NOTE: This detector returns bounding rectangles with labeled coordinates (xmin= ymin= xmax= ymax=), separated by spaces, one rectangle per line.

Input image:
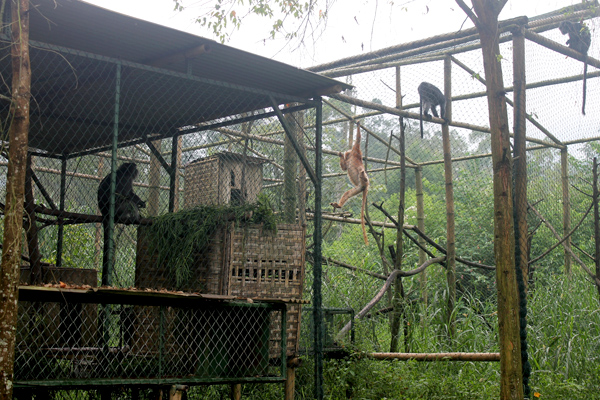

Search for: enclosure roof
xmin=9 ymin=0 xmax=351 ymax=155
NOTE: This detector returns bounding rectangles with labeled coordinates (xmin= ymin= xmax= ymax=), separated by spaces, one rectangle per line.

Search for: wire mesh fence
xmin=3 ymin=2 xmax=600 ymax=399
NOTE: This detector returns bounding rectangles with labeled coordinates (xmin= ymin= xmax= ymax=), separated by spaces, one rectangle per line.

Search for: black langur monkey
xmin=98 ymin=163 xmax=146 ymax=222
xmin=559 ymin=20 xmax=591 ymax=115
xmin=97 ymin=163 xmax=146 ymax=284
xmin=418 ymin=81 xmax=447 ymax=138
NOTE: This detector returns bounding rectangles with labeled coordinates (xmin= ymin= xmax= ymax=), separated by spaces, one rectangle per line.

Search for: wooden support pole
xmin=296 ymin=110 xmax=307 ymax=226
xmin=562 ymin=149 xmax=572 ymax=276
xmin=284 ymin=358 xmax=301 ymax=400
xmin=415 ymin=166 xmax=427 ymax=308
xmin=390 ymin=65 xmax=407 ymax=353
xmin=284 ymin=111 xmax=299 ymax=223
xmin=94 ymin=157 xmax=104 ymax=269
xmin=24 ymin=155 xmax=42 ymax=284
xmin=442 ymin=56 xmax=456 ymax=339
xmin=148 ymin=139 xmax=162 ymax=217
xmin=594 ymin=159 xmax=600 ymax=297
xmin=229 ymin=384 xmax=242 ymax=400
xmin=513 ymin=27 xmax=529 ymax=288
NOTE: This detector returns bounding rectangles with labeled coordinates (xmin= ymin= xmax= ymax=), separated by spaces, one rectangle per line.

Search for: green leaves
xmin=174 ymin=0 xmax=324 ymax=44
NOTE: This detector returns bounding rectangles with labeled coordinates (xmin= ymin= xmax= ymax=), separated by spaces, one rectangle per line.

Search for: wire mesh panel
xmin=14 ymin=290 xmax=285 ymax=384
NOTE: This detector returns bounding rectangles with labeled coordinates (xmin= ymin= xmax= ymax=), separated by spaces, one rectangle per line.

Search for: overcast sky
xmin=85 ymin=0 xmax=585 ymax=68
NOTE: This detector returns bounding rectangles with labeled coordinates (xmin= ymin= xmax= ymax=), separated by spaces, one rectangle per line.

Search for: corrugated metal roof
xmin=27 ymin=0 xmax=351 ymax=98
xmin=3 ymin=0 xmax=351 ymax=155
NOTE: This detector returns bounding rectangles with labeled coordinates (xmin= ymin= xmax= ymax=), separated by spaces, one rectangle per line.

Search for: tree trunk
xmin=0 ymin=1 xmax=31 ymax=399
xmin=456 ymin=1 xmax=524 ymax=399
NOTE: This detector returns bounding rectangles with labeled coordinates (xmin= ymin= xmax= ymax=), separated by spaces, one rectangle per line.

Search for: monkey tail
xmin=419 ymin=100 xmax=424 ymax=139
xmin=361 ymin=187 xmax=368 ymax=246
xmin=582 ymin=58 xmax=587 ymax=115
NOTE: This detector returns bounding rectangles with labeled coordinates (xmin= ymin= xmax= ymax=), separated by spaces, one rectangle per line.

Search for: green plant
xmin=144 ymin=198 xmax=277 ymax=288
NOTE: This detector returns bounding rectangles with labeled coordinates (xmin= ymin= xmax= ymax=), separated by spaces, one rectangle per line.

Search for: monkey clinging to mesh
xmin=418 ymin=81 xmax=447 ymax=139
xmin=331 ymin=123 xmax=370 ymax=246
xmin=559 ymin=20 xmax=591 ymax=115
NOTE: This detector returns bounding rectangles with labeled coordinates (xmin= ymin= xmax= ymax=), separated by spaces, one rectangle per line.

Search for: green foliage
xmin=172 ymin=0 xmax=326 ymax=43
xmin=144 ymin=195 xmax=277 ymax=287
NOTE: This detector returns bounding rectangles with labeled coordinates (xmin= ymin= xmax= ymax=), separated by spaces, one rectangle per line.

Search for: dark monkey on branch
xmin=98 ymin=163 xmax=146 ymax=221
xmin=559 ymin=20 xmax=591 ymax=115
xmin=331 ymin=123 xmax=370 ymax=245
xmin=97 ymin=163 xmax=146 ymax=280
xmin=418 ymin=81 xmax=447 ymax=139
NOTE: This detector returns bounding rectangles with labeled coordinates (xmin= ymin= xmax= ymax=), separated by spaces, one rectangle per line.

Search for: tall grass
xmin=226 ymin=273 xmax=600 ymax=400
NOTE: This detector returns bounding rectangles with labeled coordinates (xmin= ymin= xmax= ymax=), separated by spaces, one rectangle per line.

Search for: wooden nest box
xmin=184 ymin=152 xmax=268 ymax=207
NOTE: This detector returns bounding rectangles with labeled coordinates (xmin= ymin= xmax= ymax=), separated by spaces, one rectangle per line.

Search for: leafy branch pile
xmin=145 ymin=194 xmax=277 ymax=287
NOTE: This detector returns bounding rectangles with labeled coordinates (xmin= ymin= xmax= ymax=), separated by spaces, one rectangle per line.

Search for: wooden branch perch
xmin=369 ymin=352 xmax=500 ymax=362
xmin=335 ymin=256 xmax=446 ymax=340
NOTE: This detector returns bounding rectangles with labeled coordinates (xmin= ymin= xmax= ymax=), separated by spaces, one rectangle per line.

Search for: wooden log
xmin=369 ymin=352 xmax=500 ymax=361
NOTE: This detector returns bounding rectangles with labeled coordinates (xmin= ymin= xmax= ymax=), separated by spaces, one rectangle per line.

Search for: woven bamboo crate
xmin=225 ymin=224 xmax=306 ymax=357
xmin=184 ymin=152 xmax=267 ymax=208
xmin=134 ymin=223 xmax=305 ymax=358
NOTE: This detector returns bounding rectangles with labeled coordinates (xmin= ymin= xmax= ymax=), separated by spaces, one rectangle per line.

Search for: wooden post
xmin=94 ymin=156 xmax=105 ymax=269
xmin=455 ymin=1 xmax=524 ymax=398
xmin=0 ymin=1 xmax=31 ymax=398
xmin=173 ymin=136 xmax=182 ymax=212
xmin=284 ymin=357 xmax=301 ymax=400
xmin=24 ymin=155 xmax=42 ymax=284
xmin=390 ymin=65 xmax=407 ymax=352
xmin=148 ymin=139 xmax=162 ymax=216
xmin=230 ymin=384 xmax=242 ymax=400
xmin=442 ymin=56 xmax=456 ymax=339
xmin=169 ymin=385 xmax=188 ymax=400
xmin=296 ymin=111 xmax=307 ymax=226
xmin=594 ymin=159 xmax=600 ymax=298
xmin=284 ymin=111 xmax=299 ymax=223
xmin=415 ymin=167 xmax=427 ymax=309
xmin=512 ymin=26 xmax=529 ymax=288
xmin=561 ymin=148 xmax=572 ymax=276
